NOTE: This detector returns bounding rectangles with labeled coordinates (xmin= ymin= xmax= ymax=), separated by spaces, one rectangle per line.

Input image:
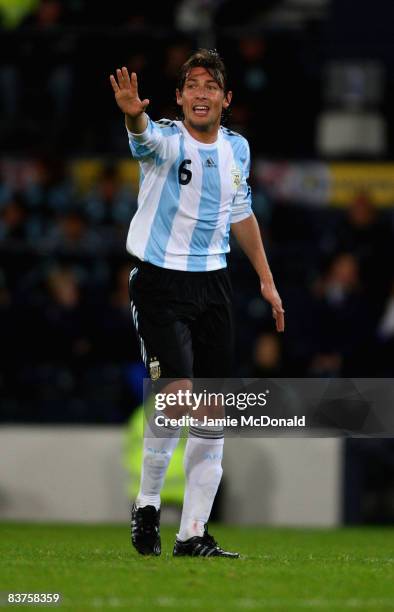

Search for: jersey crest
xmin=231 ymin=164 xmax=242 ymax=189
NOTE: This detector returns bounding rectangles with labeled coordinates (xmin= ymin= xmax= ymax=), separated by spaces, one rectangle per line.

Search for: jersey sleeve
xmin=127 ymin=117 xmax=177 ymax=162
xmin=230 ymin=138 xmax=253 ymax=224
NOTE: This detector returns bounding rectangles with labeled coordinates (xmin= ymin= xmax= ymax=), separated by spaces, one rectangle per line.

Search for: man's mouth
xmin=192 ymin=105 xmax=210 ymax=117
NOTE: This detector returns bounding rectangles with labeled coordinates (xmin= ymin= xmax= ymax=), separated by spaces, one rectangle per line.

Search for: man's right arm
xmin=110 ymin=66 xmax=175 ymax=160
xmin=125 ymin=111 xmax=148 ymax=134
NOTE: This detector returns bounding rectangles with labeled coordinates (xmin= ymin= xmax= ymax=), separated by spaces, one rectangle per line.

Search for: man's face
xmin=176 ymin=67 xmax=232 ymax=132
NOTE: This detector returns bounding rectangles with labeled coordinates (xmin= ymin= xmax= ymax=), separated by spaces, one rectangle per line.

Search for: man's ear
xmin=223 ymin=90 xmax=232 ymax=109
xmin=175 ymin=88 xmax=183 ymax=107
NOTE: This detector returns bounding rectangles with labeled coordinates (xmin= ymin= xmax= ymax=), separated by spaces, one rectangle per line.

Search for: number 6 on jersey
xmin=178 ymin=159 xmax=192 ymax=185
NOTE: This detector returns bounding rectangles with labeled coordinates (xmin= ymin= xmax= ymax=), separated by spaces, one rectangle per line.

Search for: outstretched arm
xmin=231 ymin=214 xmax=285 ymax=332
xmin=109 ymin=67 xmax=149 ymax=134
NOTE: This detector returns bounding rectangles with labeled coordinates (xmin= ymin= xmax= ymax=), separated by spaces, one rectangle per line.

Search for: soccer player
xmin=110 ymin=49 xmax=284 ymax=558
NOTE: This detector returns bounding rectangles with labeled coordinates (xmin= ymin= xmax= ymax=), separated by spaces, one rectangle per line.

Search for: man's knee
xmin=153 ymin=378 xmax=193 ymax=419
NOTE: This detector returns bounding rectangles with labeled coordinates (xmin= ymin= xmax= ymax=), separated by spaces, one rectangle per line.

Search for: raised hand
xmin=109 ymin=67 xmax=150 ymax=118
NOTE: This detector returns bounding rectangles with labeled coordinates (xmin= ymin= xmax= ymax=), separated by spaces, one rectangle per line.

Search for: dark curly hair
xmin=177 ymin=48 xmax=229 ymax=94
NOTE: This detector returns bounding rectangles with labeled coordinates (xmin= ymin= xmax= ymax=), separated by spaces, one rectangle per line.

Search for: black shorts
xmin=128 ymin=258 xmax=234 ymax=380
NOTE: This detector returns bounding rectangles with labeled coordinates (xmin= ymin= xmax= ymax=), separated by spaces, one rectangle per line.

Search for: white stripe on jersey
xmin=208 ymin=137 xmax=235 ymax=267
xmin=163 ymin=141 xmax=204 ymax=270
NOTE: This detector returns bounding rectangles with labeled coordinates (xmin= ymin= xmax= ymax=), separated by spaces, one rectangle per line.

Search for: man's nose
xmin=195 ymin=87 xmax=208 ymax=98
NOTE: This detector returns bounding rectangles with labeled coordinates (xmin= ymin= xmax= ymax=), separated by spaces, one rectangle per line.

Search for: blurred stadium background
xmin=1 ymin=0 xmax=394 ymax=527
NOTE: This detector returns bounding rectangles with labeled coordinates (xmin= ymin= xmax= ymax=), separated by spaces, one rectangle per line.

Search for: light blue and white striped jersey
xmin=126 ymin=117 xmax=252 ymax=271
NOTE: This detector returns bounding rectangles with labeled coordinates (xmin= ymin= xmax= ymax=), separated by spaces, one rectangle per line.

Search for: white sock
xmin=136 ymin=414 xmax=180 ymax=511
xmin=177 ymin=424 xmax=224 ymax=541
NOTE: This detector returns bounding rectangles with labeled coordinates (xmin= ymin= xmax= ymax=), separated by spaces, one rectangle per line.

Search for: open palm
xmin=109 ymin=67 xmax=149 ymax=117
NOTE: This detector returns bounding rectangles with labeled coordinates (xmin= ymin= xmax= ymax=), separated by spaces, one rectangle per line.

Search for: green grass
xmin=1 ymin=524 xmax=394 ymax=611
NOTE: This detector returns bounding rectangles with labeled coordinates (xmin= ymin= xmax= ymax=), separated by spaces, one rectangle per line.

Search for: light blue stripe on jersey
xmin=139 ymin=166 xmax=145 ymax=189
xmin=129 ymin=119 xmax=169 ymax=163
xmin=129 ymin=120 xmax=154 ymax=159
xmin=222 ymin=131 xmax=252 ymax=221
xmin=143 ymin=135 xmax=185 ymax=266
xmin=222 ymin=130 xmax=249 ymax=169
xmin=187 ymin=149 xmax=221 ymax=271
xmin=131 ymin=140 xmax=152 ymax=159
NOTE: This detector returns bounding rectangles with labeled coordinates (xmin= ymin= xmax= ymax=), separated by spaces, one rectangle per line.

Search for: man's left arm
xmin=231 ymin=214 xmax=285 ymax=332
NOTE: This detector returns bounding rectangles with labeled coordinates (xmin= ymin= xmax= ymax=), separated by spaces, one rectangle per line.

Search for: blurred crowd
xmin=2 ymin=0 xmax=394 ymax=160
xmin=0 ymin=0 xmax=330 ymax=158
xmin=246 ymin=191 xmax=394 ymax=379
xmin=1 ymin=0 xmax=394 ymax=426
xmin=0 ymin=158 xmax=142 ymax=422
xmin=1 ymin=153 xmax=394 ymax=422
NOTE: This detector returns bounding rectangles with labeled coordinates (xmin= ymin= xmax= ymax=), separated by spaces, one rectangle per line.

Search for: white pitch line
xmin=79 ymin=596 xmax=394 ymax=609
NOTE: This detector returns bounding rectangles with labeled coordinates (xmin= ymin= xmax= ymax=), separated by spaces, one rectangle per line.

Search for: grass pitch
xmin=1 ymin=524 xmax=393 ymax=611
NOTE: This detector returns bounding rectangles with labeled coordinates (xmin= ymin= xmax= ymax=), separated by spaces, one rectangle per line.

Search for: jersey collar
xmin=177 ymin=121 xmax=221 ymax=148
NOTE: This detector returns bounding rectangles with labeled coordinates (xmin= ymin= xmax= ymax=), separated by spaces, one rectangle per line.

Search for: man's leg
xmin=135 ymin=378 xmax=192 ymax=511
xmin=178 ymin=274 xmax=234 ymax=538
xmin=177 ymin=420 xmax=224 ymax=541
xmin=131 ymin=381 xmax=187 ymax=557
xmin=136 ymin=415 xmax=181 ymax=511
xmin=129 ymin=263 xmax=196 ymax=554
xmin=174 ymin=271 xmax=239 ymax=556
xmin=173 ymin=416 xmax=238 ymax=557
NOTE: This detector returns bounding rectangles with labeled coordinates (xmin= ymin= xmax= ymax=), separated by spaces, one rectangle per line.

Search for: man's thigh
xmin=129 ymin=264 xmax=195 ymax=380
xmin=192 ymin=301 xmax=235 ymax=379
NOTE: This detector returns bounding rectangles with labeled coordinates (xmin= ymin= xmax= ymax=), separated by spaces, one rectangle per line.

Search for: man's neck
xmin=182 ymin=120 xmax=219 ymax=144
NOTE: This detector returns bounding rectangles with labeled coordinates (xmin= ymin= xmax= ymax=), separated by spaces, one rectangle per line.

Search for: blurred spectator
xmin=227 ymin=103 xmax=251 ymax=136
xmin=25 ymin=158 xmax=75 ymax=217
xmin=231 ymin=37 xmax=269 ymax=134
xmin=89 ymin=264 xmax=140 ymax=362
xmin=310 ymin=253 xmax=375 ymax=375
xmin=0 ymin=193 xmax=28 ymax=242
xmin=239 ymin=37 xmax=267 ymax=96
xmin=252 ymin=332 xmax=283 ymax=377
xmin=18 ymin=1 xmax=75 ymax=149
xmin=330 ymin=191 xmax=393 ymax=317
xmin=176 ymin=0 xmax=215 ymax=32
xmin=40 ymin=266 xmax=91 ymax=362
xmin=82 ymin=163 xmax=136 ymax=229
xmin=21 ymin=0 xmax=64 ymax=28
xmin=43 ymin=208 xmax=101 ymax=255
xmin=82 ymin=164 xmax=119 ymax=225
xmin=159 ymin=42 xmax=192 ymax=118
